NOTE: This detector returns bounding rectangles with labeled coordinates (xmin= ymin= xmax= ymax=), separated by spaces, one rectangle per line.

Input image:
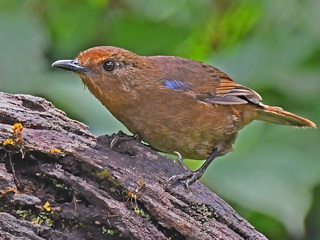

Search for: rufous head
xmin=53 ymin=46 xmax=153 ymax=95
xmin=52 ymin=46 xmax=143 ymax=76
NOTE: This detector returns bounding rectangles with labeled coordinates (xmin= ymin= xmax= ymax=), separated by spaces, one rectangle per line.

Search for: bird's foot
xmin=167 ymin=170 xmax=203 ymax=190
xmin=167 ymin=147 xmax=219 ymax=190
xmin=166 ymin=152 xmax=201 ymax=189
xmin=110 ymin=130 xmax=140 ymax=149
xmin=167 ymin=151 xmax=197 ymax=189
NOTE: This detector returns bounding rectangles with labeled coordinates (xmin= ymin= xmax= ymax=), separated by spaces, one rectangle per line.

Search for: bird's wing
xmin=195 ymin=77 xmax=262 ymax=105
xmin=162 ymin=59 xmax=262 ymax=105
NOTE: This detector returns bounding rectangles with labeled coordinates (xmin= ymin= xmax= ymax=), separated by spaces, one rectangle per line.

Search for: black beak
xmin=51 ymin=60 xmax=89 ymax=74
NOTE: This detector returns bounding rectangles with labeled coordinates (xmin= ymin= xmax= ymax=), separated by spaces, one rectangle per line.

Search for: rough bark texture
xmin=0 ymin=92 xmax=268 ymax=240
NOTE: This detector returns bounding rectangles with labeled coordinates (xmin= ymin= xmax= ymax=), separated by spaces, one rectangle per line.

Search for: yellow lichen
xmin=3 ymin=138 xmax=15 ymax=146
xmin=12 ymin=123 xmax=23 ymax=135
xmin=48 ymin=148 xmax=64 ymax=154
xmin=43 ymin=201 xmax=51 ymax=212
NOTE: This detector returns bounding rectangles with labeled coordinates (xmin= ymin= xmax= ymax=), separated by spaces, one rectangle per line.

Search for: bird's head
xmin=52 ymin=46 xmax=152 ymax=94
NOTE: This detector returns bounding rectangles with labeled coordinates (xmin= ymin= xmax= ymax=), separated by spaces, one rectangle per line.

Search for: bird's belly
xmin=117 ymin=100 xmax=249 ymax=160
xmin=142 ymin=126 xmax=217 ymax=160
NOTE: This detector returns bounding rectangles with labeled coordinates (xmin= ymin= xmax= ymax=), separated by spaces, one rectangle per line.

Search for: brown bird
xmin=52 ymin=46 xmax=316 ymax=188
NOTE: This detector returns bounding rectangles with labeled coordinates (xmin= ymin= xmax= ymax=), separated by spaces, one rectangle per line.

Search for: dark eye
xmin=103 ymin=61 xmax=116 ymax=71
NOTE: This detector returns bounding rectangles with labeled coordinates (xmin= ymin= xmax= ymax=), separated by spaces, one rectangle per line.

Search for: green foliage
xmin=0 ymin=1 xmax=319 ymax=239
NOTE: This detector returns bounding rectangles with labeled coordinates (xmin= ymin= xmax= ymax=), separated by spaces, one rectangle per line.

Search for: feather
xmin=164 ymin=80 xmax=191 ymax=91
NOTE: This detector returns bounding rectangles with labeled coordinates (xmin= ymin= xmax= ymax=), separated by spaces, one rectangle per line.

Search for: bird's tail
xmin=257 ymin=105 xmax=316 ymax=128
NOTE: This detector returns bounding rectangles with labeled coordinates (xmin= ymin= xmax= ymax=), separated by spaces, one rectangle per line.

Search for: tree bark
xmin=0 ymin=92 xmax=268 ymax=240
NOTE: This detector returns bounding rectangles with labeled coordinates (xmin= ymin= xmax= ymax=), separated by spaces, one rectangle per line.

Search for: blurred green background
xmin=1 ymin=0 xmax=319 ymax=239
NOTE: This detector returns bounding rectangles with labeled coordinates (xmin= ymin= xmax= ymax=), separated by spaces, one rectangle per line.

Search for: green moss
xmin=134 ymin=208 xmax=151 ymax=220
xmin=101 ymin=225 xmax=118 ymax=235
xmin=14 ymin=208 xmax=55 ymax=227
xmin=97 ymin=169 xmax=110 ymax=178
xmin=31 ymin=211 xmax=54 ymax=227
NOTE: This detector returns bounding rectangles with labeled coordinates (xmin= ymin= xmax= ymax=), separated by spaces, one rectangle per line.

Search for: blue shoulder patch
xmin=164 ymin=80 xmax=190 ymax=91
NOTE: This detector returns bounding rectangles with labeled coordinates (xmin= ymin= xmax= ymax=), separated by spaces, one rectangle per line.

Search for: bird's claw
xmin=110 ymin=131 xmax=140 ymax=149
xmin=167 ymin=170 xmax=201 ymax=190
xmin=166 ymin=151 xmax=201 ymax=189
xmin=167 ymin=148 xmax=219 ymax=190
xmin=110 ymin=131 xmax=122 ymax=149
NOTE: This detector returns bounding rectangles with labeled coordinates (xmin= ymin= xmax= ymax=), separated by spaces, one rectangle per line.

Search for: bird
xmin=52 ymin=46 xmax=316 ymax=188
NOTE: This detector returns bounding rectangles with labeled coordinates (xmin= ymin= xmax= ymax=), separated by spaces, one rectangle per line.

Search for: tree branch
xmin=0 ymin=92 xmax=267 ymax=240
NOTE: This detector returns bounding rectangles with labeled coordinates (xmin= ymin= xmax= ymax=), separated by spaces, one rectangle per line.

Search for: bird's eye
xmin=103 ymin=61 xmax=116 ymax=71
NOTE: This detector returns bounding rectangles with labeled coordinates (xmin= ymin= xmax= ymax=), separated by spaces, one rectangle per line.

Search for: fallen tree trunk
xmin=0 ymin=92 xmax=268 ymax=240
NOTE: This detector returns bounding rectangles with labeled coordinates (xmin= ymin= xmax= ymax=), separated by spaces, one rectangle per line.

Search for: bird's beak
xmin=51 ymin=60 xmax=90 ymax=74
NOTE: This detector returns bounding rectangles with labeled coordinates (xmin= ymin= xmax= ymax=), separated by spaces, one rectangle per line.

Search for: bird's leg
xmin=110 ymin=130 xmax=140 ymax=149
xmin=167 ymin=147 xmax=219 ymax=189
